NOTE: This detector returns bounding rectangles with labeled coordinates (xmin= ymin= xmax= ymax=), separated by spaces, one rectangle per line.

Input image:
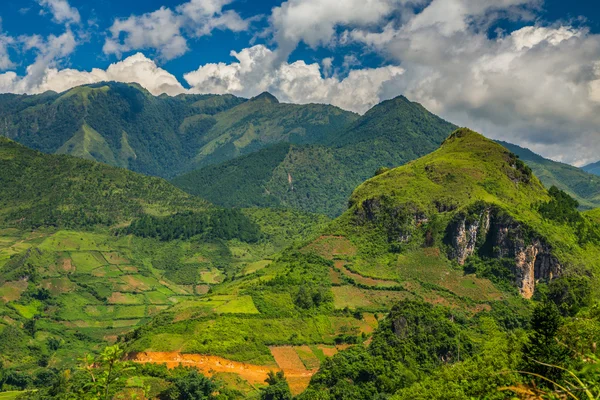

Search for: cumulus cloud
xmin=103 ymin=7 xmax=188 ymax=61
xmin=37 ymin=0 xmax=81 ymax=25
xmin=177 ymin=0 xmax=250 ymax=36
xmin=184 ymin=44 xmax=404 ymax=113
xmin=337 ymin=0 xmax=600 ymax=165
xmin=0 ymin=19 xmax=15 ymax=70
xmin=9 ymin=30 xmax=79 ymax=93
xmin=104 ymin=0 xmax=249 ymax=61
xmin=0 ymin=53 xmax=185 ymax=96
xmin=269 ymin=0 xmax=404 ymax=57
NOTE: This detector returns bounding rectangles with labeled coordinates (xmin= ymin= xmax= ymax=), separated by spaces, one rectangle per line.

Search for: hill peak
xmin=349 ymin=127 xmax=546 ymax=212
xmin=250 ymin=92 xmax=279 ymax=104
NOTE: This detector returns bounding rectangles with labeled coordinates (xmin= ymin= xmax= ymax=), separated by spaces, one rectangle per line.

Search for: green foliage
xmin=520 ymin=301 xmax=571 ymax=384
xmin=538 ymin=186 xmax=582 ymax=225
xmin=260 ymin=371 xmax=292 ymax=400
xmin=160 ymin=368 xmax=219 ymax=400
xmin=501 ymin=141 xmax=600 ymax=210
xmin=301 ymin=300 xmax=472 ymax=399
xmin=173 ymin=96 xmax=457 ymax=217
xmin=0 ymin=137 xmax=209 ymax=229
xmin=124 ymin=210 xmax=261 ymax=243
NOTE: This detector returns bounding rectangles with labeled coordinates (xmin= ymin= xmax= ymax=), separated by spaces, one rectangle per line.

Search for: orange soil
xmin=269 ymin=346 xmax=317 ymax=394
xmin=318 ymin=345 xmax=338 ymax=357
xmin=269 ymin=346 xmax=307 ymax=371
xmin=131 ymin=351 xmax=317 ymax=396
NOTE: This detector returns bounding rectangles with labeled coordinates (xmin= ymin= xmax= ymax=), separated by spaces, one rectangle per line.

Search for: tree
xmin=521 ymin=302 xmax=570 ymax=384
xmin=260 ymin=371 xmax=292 ymax=400
xmin=79 ymin=344 xmax=135 ymax=399
xmin=161 ymin=368 xmax=218 ymax=400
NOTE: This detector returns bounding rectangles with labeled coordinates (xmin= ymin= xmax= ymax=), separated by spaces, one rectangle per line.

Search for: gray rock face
xmin=448 ymin=207 xmax=561 ymax=298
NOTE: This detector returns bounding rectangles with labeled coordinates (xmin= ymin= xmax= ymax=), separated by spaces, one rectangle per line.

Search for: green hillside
xmin=499 ymin=141 xmax=600 ymax=209
xmin=191 ymin=92 xmax=358 ymax=168
xmin=126 ymin=129 xmax=600 ymax=398
xmin=0 ymin=84 xmax=356 ymax=178
xmin=173 ymin=96 xmax=458 ymax=217
xmin=0 ymin=136 xmax=212 ymax=229
xmin=0 ymin=138 xmax=331 ymax=398
xmin=583 ymin=160 xmax=600 ymax=176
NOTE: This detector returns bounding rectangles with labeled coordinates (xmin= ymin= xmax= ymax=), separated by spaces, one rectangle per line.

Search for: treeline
xmin=124 ymin=209 xmax=261 ymax=243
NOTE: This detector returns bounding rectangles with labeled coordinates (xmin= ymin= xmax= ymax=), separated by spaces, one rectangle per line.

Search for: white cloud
xmin=184 ymin=44 xmax=404 ymax=113
xmin=342 ymin=0 xmax=600 ymax=165
xmin=177 ymin=0 xmax=250 ymax=36
xmin=11 ymin=30 xmax=79 ymax=92
xmin=104 ymin=0 xmax=249 ymax=61
xmin=0 ymin=53 xmax=185 ymax=96
xmin=37 ymin=0 xmax=81 ymax=25
xmin=0 ymin=19 xmax=15 ymax=70
xmin=270 ymin=0 xmax=403 ymax=57
xmin=103 ymin=7 xmax=188 ymax=62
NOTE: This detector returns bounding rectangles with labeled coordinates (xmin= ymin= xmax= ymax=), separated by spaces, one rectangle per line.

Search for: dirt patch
xmin=0 ymin=280 xmax=28 ymax=302
xmin=121 ymin=266 xmax=139 ymax=273
xmin=61 ymin=258 xmax=75 ymax=273
xmin=270 ymin=346 xmax=307 ymax=371
xmin=329 ymin=268 xmax=343 ymax=285
xmin=303 ymin=236 xmax=357 ymax=260
xmin=317 ymin=345 xmax=338 ymax=358
xmin=131 ymin=351 xmax=316 ymax=396
xmin=123 ymin=275 xmax=152 ymax=291
xmin=195 ymin=285 xmax=210 ymax=295
xmin=41 ymin=277 xmax=76 ymax=295
xmin=336 ymin=261 xmax=399 ymax=288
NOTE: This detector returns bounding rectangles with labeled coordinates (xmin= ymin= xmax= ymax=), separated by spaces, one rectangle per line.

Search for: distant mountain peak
xmin=250 ymin=92 xmax=279 ymax=104
xmin=583 ymin=160 xmax=600 ymax=176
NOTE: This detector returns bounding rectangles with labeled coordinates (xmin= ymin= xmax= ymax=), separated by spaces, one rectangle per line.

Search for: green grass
xmin=0 ymin=391 xmax=28 ymax=399
xmin=12 ymin=300 xmax=43 ymax=319
xmin=71 ymin=251 xmax=106 ymax=273
xmin=214 ymin=295 xmax=260 ymax=314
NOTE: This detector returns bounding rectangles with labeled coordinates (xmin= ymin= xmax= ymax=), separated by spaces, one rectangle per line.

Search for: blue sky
xmin=1 ymin=0 xmax=600 ymax=165
xmin=2 ymin=0 xmax=598 ymax=80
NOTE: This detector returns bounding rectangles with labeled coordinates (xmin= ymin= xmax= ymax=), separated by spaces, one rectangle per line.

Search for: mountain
xmin=0 ymin=137 xmax=330 ymax=396
xmin=172 ymin=96 xmax=458 ymax=217
xmin=583 ymin=160 xmax=600 ymax=176
xmin=0 ymin=83 xmax=357 ymax=178
xmin=499 ymin=141 xmax=600 ymax=209
xmin=0 ymin=136 xmax=210 ymax=229
xmin=190 ymin=92 xmax=358 ymax=168
xmin=125 ymin=129 xmax=600 ymax=398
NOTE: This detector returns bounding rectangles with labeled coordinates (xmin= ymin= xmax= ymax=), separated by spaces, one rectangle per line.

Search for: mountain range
xmin=0 ymin=83 xmax=599 ymax=399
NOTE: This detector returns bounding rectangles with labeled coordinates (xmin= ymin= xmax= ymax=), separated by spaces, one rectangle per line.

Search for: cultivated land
xmin=0 ymin=89 xmax=599 ymax=399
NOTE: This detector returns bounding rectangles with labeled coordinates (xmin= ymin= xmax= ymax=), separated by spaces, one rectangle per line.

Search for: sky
xmin=0 ymin=0 xmax=600 ymax=166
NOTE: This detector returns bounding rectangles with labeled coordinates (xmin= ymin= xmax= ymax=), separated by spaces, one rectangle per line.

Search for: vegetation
xmin=0 ymin=84 xmax=356 ymax=178
xmin=1 ymin=95 xmax=600 ymax=400
xmin=501 ymin=141 xmax=600 ymax=210
xmin=173 ymin=96 xmax=457 ymax=217
xmin=0 ymin=136 xmax=209 ymax=229
xmin=124 ymin=210 xmax=261 ymax=243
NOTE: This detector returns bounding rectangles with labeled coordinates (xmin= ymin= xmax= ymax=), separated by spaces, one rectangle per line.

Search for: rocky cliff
xmin=447 ymin=205 xmax=561 ymax=298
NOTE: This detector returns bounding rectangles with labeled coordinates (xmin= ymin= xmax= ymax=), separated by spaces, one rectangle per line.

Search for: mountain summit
xmin=250 ymin=92 xmax=280 ymax=103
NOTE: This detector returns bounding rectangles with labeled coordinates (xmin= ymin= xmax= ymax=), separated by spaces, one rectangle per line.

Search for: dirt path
xmin=128 ymin=351 xmax=316 ymax=395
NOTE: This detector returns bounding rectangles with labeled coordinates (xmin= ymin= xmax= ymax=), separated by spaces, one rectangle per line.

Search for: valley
xmin=0 ymin=89 xmax=598 ymax=400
